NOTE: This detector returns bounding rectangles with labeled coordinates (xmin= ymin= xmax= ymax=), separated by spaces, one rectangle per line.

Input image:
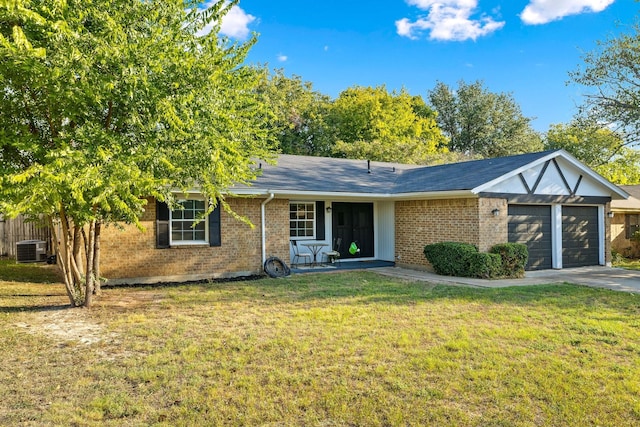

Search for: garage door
xmin=508 ymin=205 xmax=552 ymax=270
xmin=562 ymin=206 xmax=599 ymax=268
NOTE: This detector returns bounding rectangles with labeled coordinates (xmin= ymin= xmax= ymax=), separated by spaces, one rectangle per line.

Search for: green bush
xmin=489 ymin=243 xmax=528 ymax=278
xmin=423 ymin=242 xmax=477 ymax=276
xmin=424 ymin=242 xmax=529 ymax=279
xmin=469 ymin=252 xmax=502 ymax=279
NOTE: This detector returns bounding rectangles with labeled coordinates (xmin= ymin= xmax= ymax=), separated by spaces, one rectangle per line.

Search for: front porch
xmin=290 ymin=259 xmax=395 ymax=274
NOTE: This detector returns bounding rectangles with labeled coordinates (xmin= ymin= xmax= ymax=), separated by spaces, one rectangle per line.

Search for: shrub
xmin=423 ymin=242 xmax=478 ymax=276
xmin=424 ymin=242 xmax=530 ymax=279
xmin=490 ymin=243 xmax=528 ymax=278
xmin=469 ymin=252 xmax=502 ymax=279
xmin=423 ymin=242 xmax=502 ymax=279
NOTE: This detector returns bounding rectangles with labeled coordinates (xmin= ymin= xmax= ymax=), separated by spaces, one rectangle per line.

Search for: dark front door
xmin=508 ymin=205 xmax=552 ymax=270
xmin=332 ymin=202 xmax=374 ymax=258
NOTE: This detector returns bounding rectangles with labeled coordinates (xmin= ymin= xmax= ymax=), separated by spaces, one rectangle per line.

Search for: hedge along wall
xmin=100 ymin=197 xmax=291 ymax=284
xmin=394 ymin=197 xmax=508 ymax=270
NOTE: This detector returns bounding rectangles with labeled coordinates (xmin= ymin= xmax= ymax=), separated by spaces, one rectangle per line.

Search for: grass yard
xmin=614 ymin=257 xmax=640 ymax=271
xmin=1 ymin=260 xmax=640 ymax=426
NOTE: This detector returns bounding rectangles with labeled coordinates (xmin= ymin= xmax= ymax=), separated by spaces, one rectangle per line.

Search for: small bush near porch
xmin=424 ymin=242 xmax=528 ymax=279
xmin=1 ymin=263 xmax=639 ymax=426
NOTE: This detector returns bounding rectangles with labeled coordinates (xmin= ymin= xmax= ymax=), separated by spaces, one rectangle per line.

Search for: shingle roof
xmin=612 ymin=185 xmax=640 ymax=211
xmin=393 ymin=150 xmax=558 ymax=193
xmin=247 ymin=150 xmax=559 ymax=195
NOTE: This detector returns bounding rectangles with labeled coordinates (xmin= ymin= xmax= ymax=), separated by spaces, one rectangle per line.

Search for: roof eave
xmin=231 ymin=188 xmax=476 ymax=201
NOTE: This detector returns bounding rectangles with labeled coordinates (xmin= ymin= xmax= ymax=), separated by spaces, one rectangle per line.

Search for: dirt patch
xmin=15 ymin=308 xmax=112 ymax=346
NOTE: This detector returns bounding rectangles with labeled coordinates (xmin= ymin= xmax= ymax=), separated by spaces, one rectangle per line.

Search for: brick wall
xmin=395 ymin=197 xmax=509 ymax=270
xmin=611 ymin=211 xmax=639 ymax=258
xmin=100 ymin=197 xmax=290 ymax=284
xmin=477 ymin=198 xmax=508 ymax=252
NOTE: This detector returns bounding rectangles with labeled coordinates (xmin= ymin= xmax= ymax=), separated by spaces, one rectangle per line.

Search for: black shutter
xmin=315 ymin=201 xmax=325 ymax=241
xmin=156 ymin=200 xmax=170 ymax=249
xmin=209 ymin=204 xmax=221 ymax=247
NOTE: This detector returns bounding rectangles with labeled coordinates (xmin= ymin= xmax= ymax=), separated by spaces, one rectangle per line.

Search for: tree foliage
xmin=570 ymin=21 xmax=640 ymax=146
xmin=256 ymin=69 xmax=333 ymax=156
xmin=545 ymin=122 xmax=640 ymax=184
xmin=428 ymin=80 xmax=543 ymax=158
xmin=0 ymin=0 xmax=274 ymax=306
xmin=329 ymin=86 xmax=447 ymax=164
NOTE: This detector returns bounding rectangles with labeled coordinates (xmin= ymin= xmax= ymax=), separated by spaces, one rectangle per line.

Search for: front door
xmin=332 ymin=202 xmax=374 ymax=258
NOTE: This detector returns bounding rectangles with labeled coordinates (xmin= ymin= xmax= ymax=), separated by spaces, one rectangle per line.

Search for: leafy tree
xmin=256 ymin=69 xmax=333 ymax=156
xmin=0 ymin=0 xmax=274 ymax=307
xmin=428 ymin=80 xmax=543 ymax=158
xmin=570 ymin=20 xmax=640 ymax=146
xmin=545 ymin=122 xmax=640 ymax=184
xmin=329 ymin=86 xmax=447 ymax=164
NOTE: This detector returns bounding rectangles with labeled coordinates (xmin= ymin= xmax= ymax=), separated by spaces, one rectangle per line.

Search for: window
xmin=171 ymin=199 xmax=208 ymax=244
xmin=290 ymin=202 xmax=315 ymax=238
xmin=156 ymin=198 xmax=220 ymax=249
xmin=626 ymin=214 xmax=640 ymax=240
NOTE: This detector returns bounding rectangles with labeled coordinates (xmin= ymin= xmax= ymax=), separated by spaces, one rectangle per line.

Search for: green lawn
xmin=614 ymin=257 xmax=640 ymax=271
xmin=1 ymin=260 xmax=639 ymax=426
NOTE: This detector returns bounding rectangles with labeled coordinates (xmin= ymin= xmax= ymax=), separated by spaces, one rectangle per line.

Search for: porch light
xmin=326 ymin=205 xmax=332 ymax=213
xmin=607 ymin=211 xmax=614 ymax=218
xmin=491 ymin=208 xmax=500 ymax=217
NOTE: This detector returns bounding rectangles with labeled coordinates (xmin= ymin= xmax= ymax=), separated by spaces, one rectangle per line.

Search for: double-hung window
xmin=170 ymin=199 xmax=208 ymax=244
xmin=156 ymin=197 xmax=220 ymax=249
xmin=289 ymin=202 xmax=315 ymax=239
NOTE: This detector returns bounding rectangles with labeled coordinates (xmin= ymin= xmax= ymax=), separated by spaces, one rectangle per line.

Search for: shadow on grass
xmin=0 ymin=259 xmax=62 ymax=284
xmin=3 ymin=270 xmax=638 ymax=315
xmin=152 ymin=271 xmax=640 ymax=314
xmin=0 ymin=304 xmax=72 ymax=314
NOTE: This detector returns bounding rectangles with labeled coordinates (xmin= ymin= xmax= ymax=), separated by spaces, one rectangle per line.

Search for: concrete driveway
xmin=374 ymin=266 xmax=640 ymax=293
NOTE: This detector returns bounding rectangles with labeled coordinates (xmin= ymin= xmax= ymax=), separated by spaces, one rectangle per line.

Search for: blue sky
xmin=214 ymin=0 xmax=640 ymax=133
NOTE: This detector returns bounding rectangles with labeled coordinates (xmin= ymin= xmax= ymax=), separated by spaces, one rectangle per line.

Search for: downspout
xmin=261 ymin=192 xmax=275 ymax=267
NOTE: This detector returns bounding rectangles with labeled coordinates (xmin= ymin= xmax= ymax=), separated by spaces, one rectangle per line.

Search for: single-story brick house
xmin=101 ymin=149 xmax=628 ymax=284
xmin=610 ymin=185 xmax=640 ymax=258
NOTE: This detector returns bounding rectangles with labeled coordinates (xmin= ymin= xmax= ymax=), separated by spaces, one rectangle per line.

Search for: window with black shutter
xmin=156 ymin=198 xmax=221 ymax=247
xmin=156 ymin=200 xmax=170 ymax=248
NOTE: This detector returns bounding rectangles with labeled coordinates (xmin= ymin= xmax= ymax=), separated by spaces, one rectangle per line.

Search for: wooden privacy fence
xmin=0 ymin=215 xmax=51 ymax=258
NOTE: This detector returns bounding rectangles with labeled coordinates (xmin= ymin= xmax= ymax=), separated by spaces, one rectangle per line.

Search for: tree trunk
xmin=58 ymin=207 xmax=82 ymax=306
xmin=48 ymin=215 xmax=75 ymax=305
xmin=50 ymin=207 xmax=104 ymax=307
xmin=93 ymin=222 xmax=102 ymax=296
xmin=83 ymin=220 xmax=95 ymax=308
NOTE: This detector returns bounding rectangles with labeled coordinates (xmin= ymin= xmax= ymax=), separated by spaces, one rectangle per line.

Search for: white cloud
xmin=396 ymin=0 xmax=505 ymax=41
xmin=196 ymin=1 xmax=256 ymax=40
xmin=521 ymin=0 xmax=615 ymax=25
xmin=277 ymin=54 xmax=288 ymax=62
xmin=219 ymin=4 xmax=256 ymax=39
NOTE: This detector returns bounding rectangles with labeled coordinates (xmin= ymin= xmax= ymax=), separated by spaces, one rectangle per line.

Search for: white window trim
xmin=289 ymin=201 xmax=316 ymax=240
xmin=169 ymin=198 xmax=209 ymax=246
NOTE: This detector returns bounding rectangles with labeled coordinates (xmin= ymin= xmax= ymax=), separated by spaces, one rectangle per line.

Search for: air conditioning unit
xmin=16 ymin=240 xmax=47 ymax=263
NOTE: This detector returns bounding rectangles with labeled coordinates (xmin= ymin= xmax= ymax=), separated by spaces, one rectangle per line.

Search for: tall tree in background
xmin=0 ymin=0 xmax=274 ymax=307
xmin=571 ymin=20 xmax=640 ymax=146
xmin=545 ymin=122 xmax=640 ymax=184
xmin=428 ymin=80 xmax=542 ymax=158
xmin=256 ymin=69 xmax=333 ymax=156
xmin=329 ymin=86 xmax=447 ymax=163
